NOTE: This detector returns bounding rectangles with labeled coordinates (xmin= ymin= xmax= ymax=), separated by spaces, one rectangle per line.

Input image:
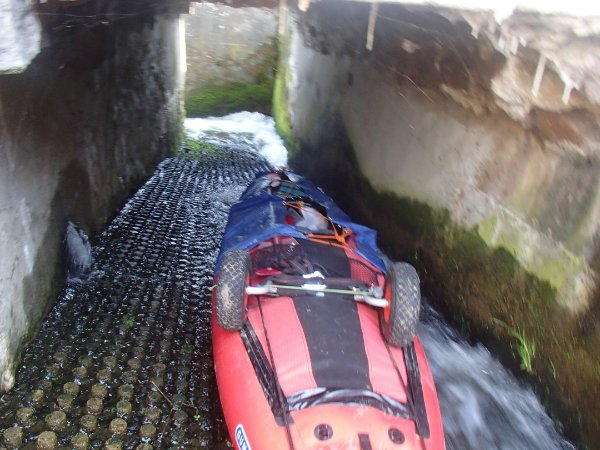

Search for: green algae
xmin=477 ymin=209 xmax=591 ymax=296
xmin=272 ymin=36 xmax=299 ymax=157
xmin=185 ymin=81 xmax=273 ymax=118
xmin=179 ymin=136 xmax=220 ymax=160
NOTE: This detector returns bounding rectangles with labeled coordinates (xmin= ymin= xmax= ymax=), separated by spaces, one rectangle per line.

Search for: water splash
xmin=418 ymin=305 xmax=574 ymax=450
xmin=65 ymin=221 xmax=93 ymax=283
xmin=185 ymin=112 xmax=288 ymax=168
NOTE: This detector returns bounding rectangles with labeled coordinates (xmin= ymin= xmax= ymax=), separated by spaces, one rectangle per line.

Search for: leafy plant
xmin=494 ymin=318 xmax=536 ymax=373
xmin=122 ymin=315 xmax=135 ymax=328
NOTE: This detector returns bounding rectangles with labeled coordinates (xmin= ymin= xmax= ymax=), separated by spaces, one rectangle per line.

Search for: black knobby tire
xmin=381 ymin=262 xmax=421 ymax=347
xmin=216 ymin=249 xmax=250 ymax=331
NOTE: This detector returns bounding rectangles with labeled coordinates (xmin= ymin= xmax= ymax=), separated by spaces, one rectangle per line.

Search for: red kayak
xmin=212 ymin=171 xmax=445 ymax=449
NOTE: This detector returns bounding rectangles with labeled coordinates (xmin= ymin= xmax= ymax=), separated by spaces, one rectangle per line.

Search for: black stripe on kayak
xmin=240 ymin=323 xmax=289 ymax=425
xmin=405 ymin=342 xmax=430 ymax=438
xmin=359 ymin=433 xmax=373 ymax=450
xmin=293 ymin=240 xmax=372 ymax=390
xmin=286 ymin=388 xmax=413 ymax=420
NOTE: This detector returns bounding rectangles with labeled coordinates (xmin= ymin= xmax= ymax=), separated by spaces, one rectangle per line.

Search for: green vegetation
xmin=179 ymin=136 xmax=220 ymax=160
xmin=185 ymin=82 xmax=273 ymax=118
xmin=272 ymin=36 xmax=299 ymax=156
xmin=122 ymin=315 xmax=135 ymax=329
xmin=478 ymin=211 xmax=590 ymax=294
xmin=494 ymin=319 xmax=536 ymax=373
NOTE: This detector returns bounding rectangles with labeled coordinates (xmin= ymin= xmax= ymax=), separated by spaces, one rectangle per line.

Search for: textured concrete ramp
xmin=0 ymin=152 xmax=270 ymax=449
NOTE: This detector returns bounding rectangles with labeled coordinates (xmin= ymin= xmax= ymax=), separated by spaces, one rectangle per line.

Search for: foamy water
xmin=419 ymin=305 xmax=574 ymax=450
xmin=185 ymin=112 xmax=288 ymax=168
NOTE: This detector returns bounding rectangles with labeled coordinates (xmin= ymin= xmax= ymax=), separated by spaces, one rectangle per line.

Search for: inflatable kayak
xmin=212 ymin=171 xmax=445 ymax=449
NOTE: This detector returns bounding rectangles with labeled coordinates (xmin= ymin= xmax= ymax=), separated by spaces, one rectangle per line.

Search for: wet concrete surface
xmin=0 ymin=151 xmax=270 ymax=449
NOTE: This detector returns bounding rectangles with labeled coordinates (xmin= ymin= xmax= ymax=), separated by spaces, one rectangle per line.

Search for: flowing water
xmin=0 ymin=112 xmax=573 ymax=449
xmin=418 ymin=306 xmax=574 ymax=450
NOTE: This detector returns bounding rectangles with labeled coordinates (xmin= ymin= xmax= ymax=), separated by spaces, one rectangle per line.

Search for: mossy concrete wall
xmin=0 ymin=3 xmax=184 ymax=392
xmin=276 ymin=2 xmax=600 ymax=447
xmin=185 ymin=2 xmax=277 ymax=116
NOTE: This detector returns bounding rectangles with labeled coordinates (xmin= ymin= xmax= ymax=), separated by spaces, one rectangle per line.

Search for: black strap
xmin=240 ymin=324 xmax=288 ymax=423
xmin=385 ymin=341 xmax=429 ymax=450
xmin=404 ymin=343 xmax=430 ymax=438
xmin=359 ymin=433 xmax=373 ymax=450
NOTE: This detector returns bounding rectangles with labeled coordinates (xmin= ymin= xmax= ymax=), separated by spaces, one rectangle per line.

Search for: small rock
xmin=149 ymin=377 xmax=163 ymax=389
xmin=171 ymin=394 xmax=185 ymax=409
xmin=36 ymin=431 xmax=58 ymax=449
xmin=16 ymin=407 xmax=35 ymax=427
xmin=72 ymin=367 xmax=88 ymax=381
xmin=126 ymin=358 xmax=141 ymax=370
xmin=104 ymin=437 xmax=122 ymax=450
xmin=45 ymin=364 xmax=61 ymax=379
xmin=129 ymin=347 xmax=144 ymax=358
xmin=136 ymin=444 xmax=153 ymax=450
xmin=116 ymin=400 xmax=132 ymax=418
xmin=179 ymin=344 xmax=193 ymax=356
xmin=71 ymin=433 xmax=90 ymax=450
xmin=96 ymin=369 xmax=112 ymax=383
xmin=56 ymin=394 xmax=75 ymax=411
xmin=80 ymin=414 xmax=98 ymax=432
xmin=3 ymin=427 xmax=23 ymax=448
xmin=152 ymin=363 xmax=167 ymax=375
xmin=139 ymin=424 xmax=156 ymax=441
xmin=39 ymin=380 xmax=52 ymax=391
xmin=145 ymin=392 xmax=161 ymax=406
xmin=78 ymin=356 xmax=93 ymax=368
xmin=168 ymin=429 xmax=185 ymax=446
xmin=29 ymin=389 xmax=45 ymax=406
xmin=173 ymin=410 xmax=188 ymax=427
xmin=86 ymin=398 xmax=103 ymax=415
xmin=109 ymin=418 xmax=127 ymax=436
xmin=120 ymin=371 xmax=138 ymax=384
xmin=91 ymin=383 xmax=108 ymax=399
xmin=143 ymin=407 xmax=161 ymax=424
xmin=52 ymin=352 xmax=68 ymax=366
xmin=63 ymin=381 xmax=80 ymax=396
xmin=46 ymin=411 xmax=67 ymax=432
xmin=117 ymin=384 xmax=134 ymax=400
xmin=103 ymin=356 xmax=118 ymax=371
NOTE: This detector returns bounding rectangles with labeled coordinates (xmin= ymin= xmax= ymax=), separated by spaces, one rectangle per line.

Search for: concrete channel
xmin=0 ymin=111 xmax=576 ymax=449
xmin=0 ymin=151 xmax=269 ymax=449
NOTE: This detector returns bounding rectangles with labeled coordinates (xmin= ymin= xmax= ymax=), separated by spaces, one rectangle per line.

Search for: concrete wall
xmin=283 ymin=5 xmax=600 ymax=313
xmin=275 ymin=2 xmax=600 ymax=446
xmin=0 ymin=4 xmax=183 ymax=391
xmin=185 ymin=2 xmax=277 ymax=116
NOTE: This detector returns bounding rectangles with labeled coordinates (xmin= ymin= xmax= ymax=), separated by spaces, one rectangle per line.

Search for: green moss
xmin=178 ymin=136 xmax=220 ymax=160
xmin=185 ymin=81 xmax=273 ymax=118
xmin=252 ymin=39 xmax=277 ymax=84
xmin=357 ymin=180 xmax=595 ymax=447
xmin=478 ymin=209 xmax=591 ymax=294
xmin=272 ymin=36 xmax=299 ymax=157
